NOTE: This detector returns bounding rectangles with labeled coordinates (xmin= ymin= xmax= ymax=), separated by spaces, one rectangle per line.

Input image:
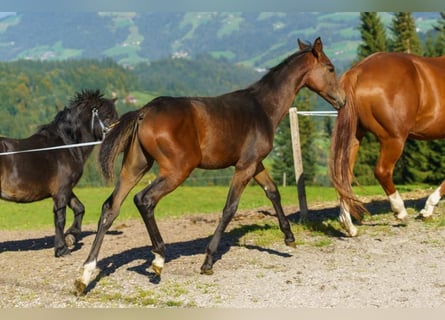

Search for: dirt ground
xmin=1 ymin=190 xmax=445 ymax=308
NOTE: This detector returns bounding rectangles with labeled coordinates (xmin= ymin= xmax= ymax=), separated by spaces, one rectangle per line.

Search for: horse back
xmin=342 ymin=52 xmax=445 ymax=138
xmin=137 ymin=94 xmax=274 ymax=169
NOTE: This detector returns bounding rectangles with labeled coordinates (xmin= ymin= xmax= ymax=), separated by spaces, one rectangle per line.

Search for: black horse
xmin=0 ymin=90 xmax=119 ymax=257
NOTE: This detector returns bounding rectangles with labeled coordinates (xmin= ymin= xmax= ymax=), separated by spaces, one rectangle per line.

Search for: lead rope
xmin=0 ymin=108 xmax=110 ymax=156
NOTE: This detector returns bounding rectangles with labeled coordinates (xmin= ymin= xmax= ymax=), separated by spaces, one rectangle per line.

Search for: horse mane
xmin=69 ymin=89 xmax=104 ymax=106
xmin=37 ymin=90 xmax=103 ymax=133
xmin=36 ymin=89 xmax=104 ymax=142
xmin=253 ymin=46 xmax=312 ymax=88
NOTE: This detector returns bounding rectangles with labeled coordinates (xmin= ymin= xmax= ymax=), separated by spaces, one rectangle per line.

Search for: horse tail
xmin=99 ymin=110 xmax=140 ymax=182
xmin=329 ymin=73 xmax=368 ymax=222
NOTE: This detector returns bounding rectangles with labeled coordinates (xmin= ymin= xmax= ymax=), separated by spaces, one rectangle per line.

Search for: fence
xmin=290 ymin=108 xmax=337 ymax=220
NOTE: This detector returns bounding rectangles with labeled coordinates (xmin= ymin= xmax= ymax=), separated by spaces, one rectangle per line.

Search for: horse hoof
xmin=74 ymin=278 xmax=87 ymax=296
xmin=55 ymin=246 xmax=71 ymax=257
xmin=200 ymin=268 xmax=214 ymax=275
xmin=65 ymin=234 xmax=76 ymax=248
xmin=151 ymin=264 xmax=162 ymax=276
xmin=344 ymin=228 xmax=358 ymax=237
xmin=416 ymin=214 xmax=433 ymax=222
xmin=285 ymin=240 xmax=296 ymax=248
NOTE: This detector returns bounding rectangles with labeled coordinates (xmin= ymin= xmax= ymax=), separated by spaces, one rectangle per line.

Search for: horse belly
xmin=0 ymin=162 xmax=52 ymax=202
xmin=0 ymin=185 xmax=50 ymax=203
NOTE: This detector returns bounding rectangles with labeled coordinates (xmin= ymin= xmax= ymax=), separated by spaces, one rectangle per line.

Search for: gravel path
xmin=1 ymin=192 xmax=445 ymax=308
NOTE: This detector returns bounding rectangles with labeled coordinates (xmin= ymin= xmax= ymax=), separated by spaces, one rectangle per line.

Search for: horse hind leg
xmin=339 ymin=201 xmax=358 ymax=237
xmin=75 ymin=155 xmax=151 ymax=295
xmin=134 ymin=171 xmax=191 ymax=277
xmin=253 ymin=163 xmax=295 ymax=247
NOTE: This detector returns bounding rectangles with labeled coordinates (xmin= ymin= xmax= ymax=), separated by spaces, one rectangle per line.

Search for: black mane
xmin=252 ymin=45 xmax=311 ymax=89
xmin=37 ymin=89 xmax=104 ymax=137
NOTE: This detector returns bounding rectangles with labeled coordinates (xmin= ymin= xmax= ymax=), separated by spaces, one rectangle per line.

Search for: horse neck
xmin=55 ymin=113 xmax=96 ymax=161
xmin=253 ymin=55 xmax=310 ymax=129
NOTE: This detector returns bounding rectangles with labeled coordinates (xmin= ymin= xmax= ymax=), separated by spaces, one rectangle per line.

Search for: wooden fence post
xmin=289 ymin=107 xmax=309 ymax=222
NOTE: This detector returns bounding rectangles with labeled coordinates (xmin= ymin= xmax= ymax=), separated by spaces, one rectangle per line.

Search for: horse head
xmin=298 ymin=37 xmax=346 ymax=110
xmin=90 ymin=96 xmax=119 ymax=141
xmin=72 ymin=90 xmax=119 ymax=142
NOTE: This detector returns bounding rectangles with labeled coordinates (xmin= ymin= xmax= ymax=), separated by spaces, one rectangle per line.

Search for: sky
xmin=0 ymin=0 xmax=445 ymax=12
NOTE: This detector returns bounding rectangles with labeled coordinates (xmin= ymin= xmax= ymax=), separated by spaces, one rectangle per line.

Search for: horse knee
xmin=374 ymin=165 xmax=391 ymax=183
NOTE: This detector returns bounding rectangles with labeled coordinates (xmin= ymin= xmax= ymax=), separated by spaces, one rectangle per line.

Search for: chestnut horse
xmin=75 ymin=37 xmax=345 ymax=294
xmin=330 ymin=51 xmax=445 ymax=237
xmin=0 ymin=90 xmax=118 ymax=256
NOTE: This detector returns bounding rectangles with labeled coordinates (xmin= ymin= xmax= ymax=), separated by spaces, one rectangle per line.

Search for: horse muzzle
xmin=329 ymin=90 xmax=346 ymax=110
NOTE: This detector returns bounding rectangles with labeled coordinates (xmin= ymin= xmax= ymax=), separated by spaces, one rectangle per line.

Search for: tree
xmin=356 ymin=12 xmax=388 ymax=61
xmin=390 ymin=12 xmax=422 ymax=54
xmin=351 ymin=13 xmax=389 ymax=184
xmin=434 ymin=12 xmax=445 ymax=55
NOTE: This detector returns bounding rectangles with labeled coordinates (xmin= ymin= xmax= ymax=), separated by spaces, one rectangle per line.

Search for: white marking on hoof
xmin=151 ymin=252 xmax=164 ymax=275
xmin=420 ymin=188 xmax=441 ymax=218
xmin=79 ymin=259 xmax=97 ymax=288
xmin=339 ymin=202 xmax=358 ymax=237
xmin=389 ymin=191 xmax=408 ymax=221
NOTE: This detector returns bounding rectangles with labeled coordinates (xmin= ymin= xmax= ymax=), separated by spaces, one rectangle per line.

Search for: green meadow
xmin=0 ymin=184 xmax=422 ymax=231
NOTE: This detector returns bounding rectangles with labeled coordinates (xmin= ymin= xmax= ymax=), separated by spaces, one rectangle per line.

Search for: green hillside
xmin=0 ymin=12 xmax=439 ymax=71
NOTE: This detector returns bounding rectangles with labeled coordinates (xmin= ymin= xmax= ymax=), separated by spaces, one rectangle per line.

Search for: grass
xmin=0 ymin=184 xmax=344 ymax=231
xmin=0 ymin=184 xmax=438 ymax=232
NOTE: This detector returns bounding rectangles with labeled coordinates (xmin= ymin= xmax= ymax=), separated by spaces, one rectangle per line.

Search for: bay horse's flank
xmin=0 ymin=90 xmax=118 ymax=257
xmin=75 ymin=37 xmax=345 ymax=294
xmin=330 ymin=51 xmax=445 ymax=237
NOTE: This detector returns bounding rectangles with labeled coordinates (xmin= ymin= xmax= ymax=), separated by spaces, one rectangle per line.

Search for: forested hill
xmin=0 ymin=55 xmax=259 ymax=139
xmin=0 ymin=12 xmax=439 ymax=71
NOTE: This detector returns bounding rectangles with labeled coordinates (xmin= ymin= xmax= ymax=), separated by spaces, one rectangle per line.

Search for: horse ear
xmin=312 ymin=37 xmax=323 ymax=57
xmin=298 ymin=38 xmax=310 ymax=50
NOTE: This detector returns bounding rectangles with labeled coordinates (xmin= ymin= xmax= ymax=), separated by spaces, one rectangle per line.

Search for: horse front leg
xmin=64 ymin=193 xmax=85 ymax=248
xmin=375 ymin=138 xmax=408 ymax=222
xmin=201 ymin=165 xmax=256 ymax=275
xmin=53 ymin=196 xmax=70 ymax=257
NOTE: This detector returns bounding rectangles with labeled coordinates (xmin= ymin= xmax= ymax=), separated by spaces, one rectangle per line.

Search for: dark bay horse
xmin=75 ymin=37 xmax=345 ymax=294
xmin=0 ymin=90 xmax=118 ymax=256
xmin=330 ymin=51 xmax=445 ymax=237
